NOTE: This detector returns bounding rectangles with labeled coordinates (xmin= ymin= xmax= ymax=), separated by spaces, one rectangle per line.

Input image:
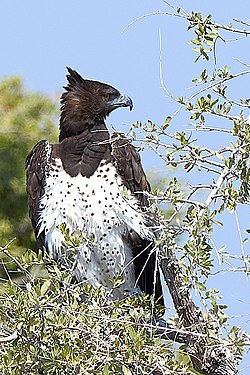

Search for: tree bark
xmin=159 ymin=246 xmax=238 ymax=375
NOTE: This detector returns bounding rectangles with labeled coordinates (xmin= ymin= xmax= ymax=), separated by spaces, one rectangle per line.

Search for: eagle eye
xmin=104 ymin=93 xmax=110 ymax=102
xmin=104 ymin=93 xmax=117 ymax=103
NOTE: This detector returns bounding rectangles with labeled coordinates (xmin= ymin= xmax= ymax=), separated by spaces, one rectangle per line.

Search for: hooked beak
xmin=111 ymin=93 xmax=133 ymax=111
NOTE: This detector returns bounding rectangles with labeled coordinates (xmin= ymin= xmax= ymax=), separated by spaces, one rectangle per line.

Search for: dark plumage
xmin=26 ymin=67 xmax=163 ymax=302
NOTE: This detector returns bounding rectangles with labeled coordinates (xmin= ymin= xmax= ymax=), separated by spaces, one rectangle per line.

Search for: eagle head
xmin=59 ymin=67 xmax=133 ymax=140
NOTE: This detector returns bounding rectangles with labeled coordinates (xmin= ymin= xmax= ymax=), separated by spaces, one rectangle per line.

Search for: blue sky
xmin=1 ymin=0 xmax=250 ymax=371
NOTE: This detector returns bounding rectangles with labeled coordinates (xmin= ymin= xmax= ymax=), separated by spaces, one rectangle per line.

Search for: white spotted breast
xmin=37 ymin=158 xmax=153 ymax=297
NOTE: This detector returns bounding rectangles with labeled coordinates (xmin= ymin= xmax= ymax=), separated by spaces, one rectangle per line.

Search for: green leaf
xmin=103 ymin=364 xmax=110 ymax=375
xmin=122 ymin=365 xmax=132 ymax=375
xmin=162 ymin=116 xmax=172 ymax=130
xmin=195 ymin=281 xmax=206 ymax=291
xmin=40 ymin=279 xmax=51 ymax=296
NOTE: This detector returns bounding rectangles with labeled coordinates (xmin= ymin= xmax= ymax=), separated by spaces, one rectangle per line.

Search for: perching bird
xmin=26 ymin=67 xmax=163 ymax=301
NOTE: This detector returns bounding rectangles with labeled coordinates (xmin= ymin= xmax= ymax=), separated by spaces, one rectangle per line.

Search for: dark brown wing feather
xmin=25 ymin=140 xmax=49 ymax=243
xmin=111 ymin=133 xmax=150 ymax=206
xmin=111 ymin=133 xmax=163 ymax=303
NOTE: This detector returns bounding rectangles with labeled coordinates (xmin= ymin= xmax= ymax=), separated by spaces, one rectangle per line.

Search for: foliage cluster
xmin=0 ymin=76 xmax=58 ymax=252
xmin=0 ymin=252 xmax=192 ymax=375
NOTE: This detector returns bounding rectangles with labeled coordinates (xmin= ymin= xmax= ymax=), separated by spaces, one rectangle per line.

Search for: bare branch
xmin=0 ymin=330 xmax=18 ymax=343
xmin=121 ymin=10 xmax=186 ymax=34
xmin=215 ymin=22 xmax=250 ymax=35
xmin=0 ymin=239 xmax=33 ymax=282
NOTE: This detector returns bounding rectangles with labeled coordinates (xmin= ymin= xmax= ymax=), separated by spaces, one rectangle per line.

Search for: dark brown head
xmin=59 ymin=67 xmax=133 ymax=141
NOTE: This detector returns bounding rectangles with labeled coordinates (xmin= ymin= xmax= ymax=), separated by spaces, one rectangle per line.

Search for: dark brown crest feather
xmin=59 ymin=68 xmax=120 ymax=141
xmin=65 ymin=67 xmax=86 ymax=88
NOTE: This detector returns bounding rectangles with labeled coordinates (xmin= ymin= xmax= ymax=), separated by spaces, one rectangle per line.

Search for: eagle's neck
xmin=59 ymin=117 xmax=108 ymax=142
xmin=56 ymin=121 xmax=110 ymax=178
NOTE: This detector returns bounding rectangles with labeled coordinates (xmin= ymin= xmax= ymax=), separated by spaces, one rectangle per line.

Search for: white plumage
xmin=37 ymin=150 xmax=153 ymax=298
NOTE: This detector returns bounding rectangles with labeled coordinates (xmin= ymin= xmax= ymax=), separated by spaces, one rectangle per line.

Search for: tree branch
xmin=159 ymin=245 xmax=238 ymax=374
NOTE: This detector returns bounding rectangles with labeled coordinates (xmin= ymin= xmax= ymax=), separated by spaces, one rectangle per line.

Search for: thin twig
xmin=121 ymin=10 xmax=186 ymax=34
xmin=234 ymin=210 xmax=248 ymax=273
xmin=233 ymin=57 xmax=250 ymax=68
xmin=233 ymin=18 xmax=250 ymax=28
xmin=0 ymin=238 xmax=33 ymax=281
xmin=159 ymin=29 xmax=178 ymax=102
xmin=172 ymin=69 xmax=250 ymax=119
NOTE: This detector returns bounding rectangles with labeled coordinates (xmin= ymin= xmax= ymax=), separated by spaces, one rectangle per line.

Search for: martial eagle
xmin=26 ymin=68 xmax=163 ymax=301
